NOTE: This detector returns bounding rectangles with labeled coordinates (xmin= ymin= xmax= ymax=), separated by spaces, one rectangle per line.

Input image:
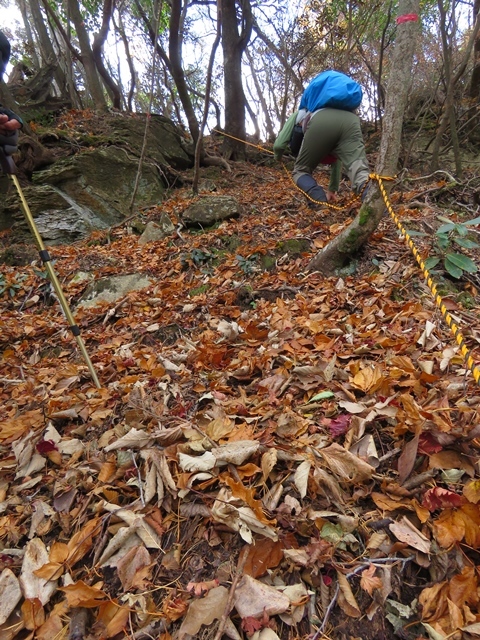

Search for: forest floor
xmin=1 ymin=125 xmax=480 ymax=640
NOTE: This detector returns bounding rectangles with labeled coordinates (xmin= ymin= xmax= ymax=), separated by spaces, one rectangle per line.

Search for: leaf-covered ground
xmin=1 ymin=129 xmax=480 ymax=640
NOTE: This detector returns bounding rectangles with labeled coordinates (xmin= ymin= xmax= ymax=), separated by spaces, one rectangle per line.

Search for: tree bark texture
xmin=220 ymin=0 xmax=253 ymax=160
xmin=470 ymin=0 xmax=480 ymax=99
xmin=67 ymin=0 xmax=107 ymax=110
xmin=28 ymin=0 xmax=68 ymax=94
xmin=308 ymin=0 xmax=420 ymax=275
xmin=92 ymin=0 xmax=122 ymax=109
xmin=169 ymin=0 xmax=200 ymax=144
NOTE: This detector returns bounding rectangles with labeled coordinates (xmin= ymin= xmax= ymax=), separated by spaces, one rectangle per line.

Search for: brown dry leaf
xmin=225 ymin=477 xmax=273 ymax=525
xmin=319 ymin=443 xmax=374 ymax=483
xmin=397 ymin=434 xmax=419 ymax=485
xmin=433 ymin=504 xmax=480 ymax=549
xmin=371 ymin=492 xmax=413 ymax=512
xmin=243 ymin=538 xmax=284 ymax=578
xmin=233 ymin=575 xmax=290 ymax=618
xmin=117 ymin=545 xmax=152 ymax=591
xmin=428 ymin=450 xmax=475 ymax=476
xmin=104 ymin=605 xmax=131 ymax=638
xmin=67 ymin=517 xmax=100 ymax=566
xmin=206 ymin=416 xmax=234 ymax=441
xmin=0 ymin=569 xmax=22 ymax=625
xmin=463 ymin=479 xmax=480 ymax=504
xmin=350 ymin=365 xmax=384 ymax=393
xmin=20 ymin=538 xmax=58 ymax=606
xmin=389 ymin=516 xmax=431 ymax=553
xmin=59 ymin=580 xmax=107 ymax=608
xmin=35 ymin=613 xmax=64 ymax=640
xmin=178 ymin=586 xmax=229 ymax=639
xmin=21 ymin=598 xmax=45 ymax=631
xmin=360 ymin=564 xmax=383 ymax=596
xmin=163 ymin=594 xmax=189 ymax=622
xmin=261 ymin=448 xmax=277 ymax=482
xmin=336 ymin=571 xmax=361 ymax=618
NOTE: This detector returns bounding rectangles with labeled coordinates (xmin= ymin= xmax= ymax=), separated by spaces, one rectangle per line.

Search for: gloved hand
xmin=0 ymin=129 xmax=19 ymax=156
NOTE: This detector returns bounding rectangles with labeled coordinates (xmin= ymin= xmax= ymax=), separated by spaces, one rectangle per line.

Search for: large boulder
xmin=1 ymin=113 xmax=194 ymax=245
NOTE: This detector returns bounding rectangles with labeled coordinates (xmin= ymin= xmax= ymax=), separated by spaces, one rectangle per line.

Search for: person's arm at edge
xmin=273 ymin=112 xmax=298 ymax=161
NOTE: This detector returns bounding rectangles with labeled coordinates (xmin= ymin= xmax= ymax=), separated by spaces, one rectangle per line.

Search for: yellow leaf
xmin=463 ymin=480 xmax=480 ymax=504
xmin=350 ymin=365 xmax=384 ymax=393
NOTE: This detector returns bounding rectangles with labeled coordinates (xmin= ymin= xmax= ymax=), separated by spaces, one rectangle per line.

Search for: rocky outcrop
xmin=1 ymin=113 xmax=194 ymax=245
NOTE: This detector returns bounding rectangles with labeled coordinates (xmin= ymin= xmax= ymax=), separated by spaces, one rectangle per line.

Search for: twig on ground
xmin=212 ymin=545 xmax=249 ymax=640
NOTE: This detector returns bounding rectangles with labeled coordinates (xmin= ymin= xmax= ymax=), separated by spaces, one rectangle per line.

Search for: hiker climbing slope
xmin=0 ymin=30 xmax=22 ymax=163
xmin=274 ymin=70 xmax=370 ymax=206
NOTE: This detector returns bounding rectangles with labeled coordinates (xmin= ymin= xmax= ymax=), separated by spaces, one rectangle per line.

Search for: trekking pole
xmin=0 ymin=150 xmax=101 ymax=388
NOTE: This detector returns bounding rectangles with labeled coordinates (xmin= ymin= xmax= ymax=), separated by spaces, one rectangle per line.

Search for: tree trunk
xmin=431 ymin=2 xmax=480 ymax=166
xmin=220 ymin=0 xmax=253 ymax=160
xmin=17 ymin=0 xmax=41 ymax=70
xmin=245 ymin=48 xmax=276 ymax=140
xmin=67 ymin=0 xmax=107 ymax=110
xmin=308 ymin=0 xmax=420 ymax=275
xmin=92 ymin=0 xmax=122 ymax=110
xmin=169 ymin=0 xmax=200 ymax=144
xmin=193 ymin=0 xmax=222 ymax=194
xmin=115 ymin=11 xmax=136 ymax=111
xmin=470 ymin=0 xmax=480 ymax=99
xmin=27 ymin=0 xmax=68 ymax=94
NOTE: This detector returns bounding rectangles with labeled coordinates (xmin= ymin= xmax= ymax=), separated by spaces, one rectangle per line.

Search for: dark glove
xmin=0 ymin=129 xmax=19 ymax=156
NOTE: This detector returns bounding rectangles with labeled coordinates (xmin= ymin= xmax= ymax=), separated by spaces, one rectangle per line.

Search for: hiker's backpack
xmin=299 ymin=70 xmax=363 ymax=113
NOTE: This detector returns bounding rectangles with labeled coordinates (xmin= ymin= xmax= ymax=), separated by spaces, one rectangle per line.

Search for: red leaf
xmin=328 ymin=414 xmax=351 ymax=438
xmin=422 ymin=487 xmax=465 ymax=512
xmin=418 ymin=433 xmax=443 ymax=455
xmin=241 ymin=616 xmax=264 ymax=634
xmin=36 ymin=440 xmax=58 ymax=454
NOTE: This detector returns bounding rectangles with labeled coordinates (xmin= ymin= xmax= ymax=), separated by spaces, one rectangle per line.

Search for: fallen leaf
xmin=0 ymin=568 xmax=22 ymax=625
xmin=59 ymin=580 xmax=107 ymax=608
xmin=234 ymin=575 xmax=290 ymax=618
xmin=178 ymin=586 xmax=229 ymax=639
xmin=337 ymin=571 xmax=361 ymax=618
xmin=360 ymin=564 xmax=383 ymax=596
xmin=389 ymin=516 xmax=431 ymax=553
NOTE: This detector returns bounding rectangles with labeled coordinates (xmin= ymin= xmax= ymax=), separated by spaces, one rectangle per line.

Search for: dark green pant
xmin=293 ymin=108 xmax=369 ymax=193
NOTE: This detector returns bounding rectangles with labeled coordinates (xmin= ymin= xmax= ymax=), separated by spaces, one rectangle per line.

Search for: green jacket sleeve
xmin=329 ymin=159 xmax=342 ymax=192
xmin=273 ymin=112 xmax=298 ymax=161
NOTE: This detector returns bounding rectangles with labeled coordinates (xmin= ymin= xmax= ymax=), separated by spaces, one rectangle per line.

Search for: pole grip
xmin=0 ymin=147 xmax=16 ymax=174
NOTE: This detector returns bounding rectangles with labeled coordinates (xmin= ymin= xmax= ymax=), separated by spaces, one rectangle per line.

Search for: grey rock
xmin=138 ymin=214 xmax=175 ymax=245
xmin=182 ymin=195 xmax=243 ymax=227
xmin=76 ymin=273 xmax=153 ymax=309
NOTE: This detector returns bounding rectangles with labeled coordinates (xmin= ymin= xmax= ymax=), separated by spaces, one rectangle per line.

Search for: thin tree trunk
xmin=17 ymin=0 xmax=41 ymax=70
xmin=308 ymin=0 xmax=420 ymax=275
xmin=28 ymin=0 xmax=68 ymax=94
xmin=115 ymin=11 xmax=136 ymax=111
xmin=67 ymin=0 xmax=107 ymax=110
xmin=470 ymin=0 xmax=480 ymax=98
xmin=220 ymin=0 xmax=253 ymax=160
xmin=169 ymin=0 xmax=200 ymax=144
xmin=92 ymin=0 xmax=122 ymax=109
xmin=245 ymin=48 xmax=275 ymax=140
xmin=193 ymin=0 xmax=222 ymax=194
xmin=430 ymin=1 xmax=480 ymax=170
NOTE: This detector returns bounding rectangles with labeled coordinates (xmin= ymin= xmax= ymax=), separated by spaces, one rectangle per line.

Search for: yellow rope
xmin=372 ymin=172 xmax=480 ymax=385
